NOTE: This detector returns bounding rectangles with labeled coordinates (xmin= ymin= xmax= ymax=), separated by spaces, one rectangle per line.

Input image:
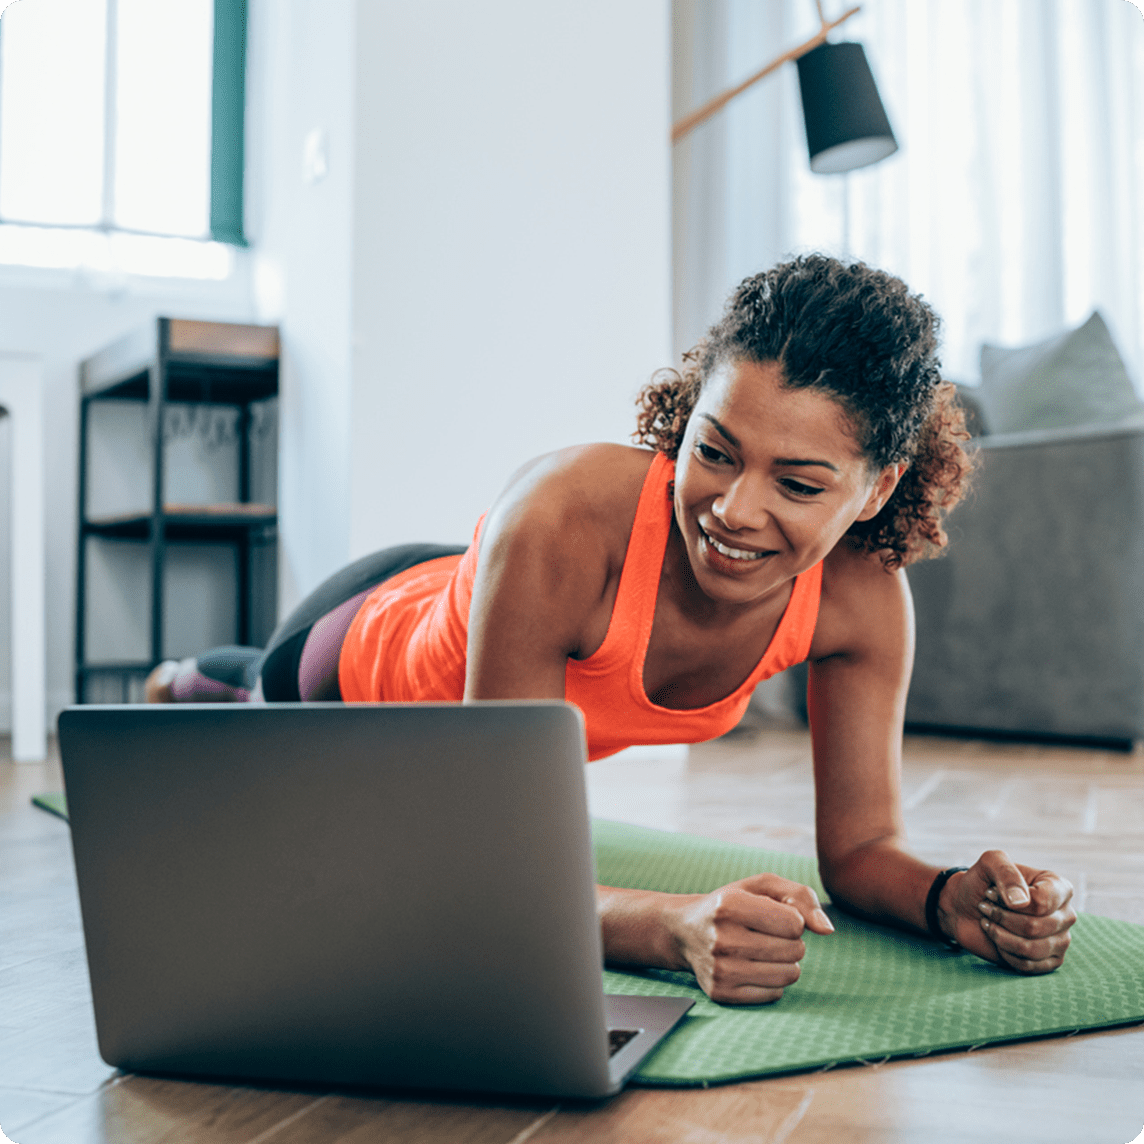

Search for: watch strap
xmin=925 ymin=866 xmax=969 ymax=949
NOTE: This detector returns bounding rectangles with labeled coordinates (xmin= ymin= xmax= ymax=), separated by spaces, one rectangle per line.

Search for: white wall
xmin=347 ymin=1 xmax=673 ymax=557
xmin=0 ymin=0 xmax=673 ymax=729
xmin=245 ymin=0 xmax=357 ymax=611
xmin=248 ymin=0 xmax=672 ymax=605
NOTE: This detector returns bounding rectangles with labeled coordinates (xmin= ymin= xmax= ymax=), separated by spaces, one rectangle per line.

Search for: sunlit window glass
xmin=113 ymin=0 xmax=212 ymax=237
xmin=0 ymin=0 xmax=108 ymax=227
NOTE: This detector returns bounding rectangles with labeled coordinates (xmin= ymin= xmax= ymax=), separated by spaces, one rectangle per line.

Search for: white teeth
xmin=704 ymin=531 xmax=765 ymax=561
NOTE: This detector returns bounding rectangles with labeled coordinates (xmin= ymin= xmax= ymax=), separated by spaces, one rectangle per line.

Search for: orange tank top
xmin=338 ymin=451 xmax=822 ymax=759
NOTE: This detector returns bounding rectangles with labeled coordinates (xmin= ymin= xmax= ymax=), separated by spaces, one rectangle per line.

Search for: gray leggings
xmin=177 ymin=543 xmax=467 ymax=702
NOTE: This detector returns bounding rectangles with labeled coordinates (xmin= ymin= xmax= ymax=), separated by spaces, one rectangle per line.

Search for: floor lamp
xmin=672 ymin=2 xmax=898 ymax=177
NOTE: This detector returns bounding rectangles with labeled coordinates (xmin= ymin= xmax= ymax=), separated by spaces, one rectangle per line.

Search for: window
xmin=0 ymin=0 xmax=246 ymax=277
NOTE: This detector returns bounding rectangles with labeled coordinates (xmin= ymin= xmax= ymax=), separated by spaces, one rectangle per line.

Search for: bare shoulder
xmin=485 ymin=443 xmax=657 ymax=565
xmin=810 ymin=540 xmax=913 ymax=662
xmin=467 ymin=444 xmax=659 ymax=677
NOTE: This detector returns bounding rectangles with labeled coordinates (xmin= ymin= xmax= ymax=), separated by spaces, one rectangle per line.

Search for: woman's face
xmin=672 ymin=358 xmax=901 ymax=608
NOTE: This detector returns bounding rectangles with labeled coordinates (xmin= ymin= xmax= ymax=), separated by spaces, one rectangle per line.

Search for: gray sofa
xmin=905 ymin=417 xmax=1144 ymax=745
xmin=905 ymin=313 xmax=1144 ymax=746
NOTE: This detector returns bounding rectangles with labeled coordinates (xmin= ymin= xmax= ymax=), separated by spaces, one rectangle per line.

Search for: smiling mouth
xmin=699 ymin=526 xmax=769 ymax=562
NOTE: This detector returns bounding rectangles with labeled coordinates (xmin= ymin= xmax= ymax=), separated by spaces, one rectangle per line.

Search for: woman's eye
xmin=695 ymin=441 xmax=729 ymax=463
xmin=781 ymin=478 xmax=824 ymax=496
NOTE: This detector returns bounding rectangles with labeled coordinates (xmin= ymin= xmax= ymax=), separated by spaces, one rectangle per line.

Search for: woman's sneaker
xmin=144 ymin=660 xmax=183 ymax=703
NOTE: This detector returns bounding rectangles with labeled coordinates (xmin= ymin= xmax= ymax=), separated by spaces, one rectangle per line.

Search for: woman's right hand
xmin=661 ymin=874 xmax=835 ymax=1005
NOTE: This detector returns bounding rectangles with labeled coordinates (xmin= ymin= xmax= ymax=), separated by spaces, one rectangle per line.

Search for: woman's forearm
xmin=819 ymin=837 xmax=945 ymax=937
xmin=597 ymin=885 xmax=690 ymax=969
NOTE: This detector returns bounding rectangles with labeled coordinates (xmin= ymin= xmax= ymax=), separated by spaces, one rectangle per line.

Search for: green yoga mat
xmin=32 ymin=794 xmax=1144 ymax=1083
xmin=594 ymin=819 xmax=1144 ymax=1086
xmin=31 ymin=791 xmax=69 ymax=821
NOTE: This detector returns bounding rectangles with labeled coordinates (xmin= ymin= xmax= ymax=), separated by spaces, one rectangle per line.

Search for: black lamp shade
xmin=796 ymin=42 xmax=898 ymax=174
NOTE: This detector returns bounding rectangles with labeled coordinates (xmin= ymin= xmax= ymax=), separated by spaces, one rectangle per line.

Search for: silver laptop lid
xmin=59 ymin=701 xmax=622 ymax=1097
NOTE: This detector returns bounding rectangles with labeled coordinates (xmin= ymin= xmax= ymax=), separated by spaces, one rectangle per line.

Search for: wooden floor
xmin=2 ymin=721 xmax=1142 ymax=1144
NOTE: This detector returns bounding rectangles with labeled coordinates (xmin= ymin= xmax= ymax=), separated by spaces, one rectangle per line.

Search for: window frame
xmin=210 ymin=0 xmax=247 ymax=247
xmin=0 ymin=0 xmax=247 ymax=247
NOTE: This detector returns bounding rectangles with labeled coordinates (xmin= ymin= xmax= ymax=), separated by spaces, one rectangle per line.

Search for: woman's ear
xmin=855 ymin=461 xmax=907 ymax=522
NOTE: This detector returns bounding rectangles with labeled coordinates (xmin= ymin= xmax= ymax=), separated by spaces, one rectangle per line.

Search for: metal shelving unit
xmin=75 ymin=318 xmax=279 ymax=703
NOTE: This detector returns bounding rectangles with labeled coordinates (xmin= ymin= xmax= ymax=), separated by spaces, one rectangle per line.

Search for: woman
xmin=149 ymin=255 xmax=1077 ymax=1003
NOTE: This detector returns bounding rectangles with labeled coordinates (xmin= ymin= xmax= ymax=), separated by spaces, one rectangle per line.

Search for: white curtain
xmin=673 ymin=0 xmax=1144 ymax=385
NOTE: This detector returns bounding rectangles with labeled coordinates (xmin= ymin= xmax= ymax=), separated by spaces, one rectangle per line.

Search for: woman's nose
xmin=711 ymin=477 xmax=767 ymax=531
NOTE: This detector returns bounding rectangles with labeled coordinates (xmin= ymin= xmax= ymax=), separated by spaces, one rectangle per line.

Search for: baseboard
xmin=903 ymin=721 xmax=1136 ymax=753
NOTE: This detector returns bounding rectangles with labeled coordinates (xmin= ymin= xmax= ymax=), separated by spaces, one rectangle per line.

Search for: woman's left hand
xmin=939 ymin=852 xmax=1077 ymax=973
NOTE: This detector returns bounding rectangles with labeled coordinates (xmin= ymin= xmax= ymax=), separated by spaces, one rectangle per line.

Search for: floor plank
xmin=533 ymin=1083 xmax=813 ymax=1143
xmin=0 ymin=1088 xmax=79 ymax=1139
xmin=12 ymin=1075 xmax=321 ymax=1144
xmin=0 ymin=1010 xmax=117 ymax=1097
xmin=779 ymin=1026 xmax=1144 ymax=1144
xmin=255 ymin=1091 xmax=556 ymax=1144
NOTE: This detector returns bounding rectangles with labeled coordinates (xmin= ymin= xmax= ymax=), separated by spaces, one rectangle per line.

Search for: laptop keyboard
xmin=608 ymin=1028 xmax=640 ymax=1056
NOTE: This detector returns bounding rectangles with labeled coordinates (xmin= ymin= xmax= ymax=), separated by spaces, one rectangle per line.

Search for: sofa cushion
xmin=978 ymin=311 xmax=1142 ymax=434
xmin=953 ymin=384 xmax=988 ymax=437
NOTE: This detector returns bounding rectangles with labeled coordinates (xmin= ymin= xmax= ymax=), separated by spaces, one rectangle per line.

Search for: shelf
xmin=84 ymin=503 xmax=278 ymax=541
xmin=77 ymin=662 xmax=154 ymax=676
xmin=77 ymin=318 xmax=281 ymax=696
xmin=81 ymin=319 xmax=279 ymax=402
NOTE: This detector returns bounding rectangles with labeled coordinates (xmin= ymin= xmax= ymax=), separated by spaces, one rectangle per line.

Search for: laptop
xmin=57 ymin=701 xmax=693 ymax=1098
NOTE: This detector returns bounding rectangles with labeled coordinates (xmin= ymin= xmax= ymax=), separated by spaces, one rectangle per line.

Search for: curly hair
xmin=635 ymin=255 xmax=974 ymax=568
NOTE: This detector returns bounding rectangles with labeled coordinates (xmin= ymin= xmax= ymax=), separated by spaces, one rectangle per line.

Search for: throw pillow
xmin=952 ymin=384 xmax=988 ymax=437
xmin=977 ymin=311 xmax=1142 ymax=434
